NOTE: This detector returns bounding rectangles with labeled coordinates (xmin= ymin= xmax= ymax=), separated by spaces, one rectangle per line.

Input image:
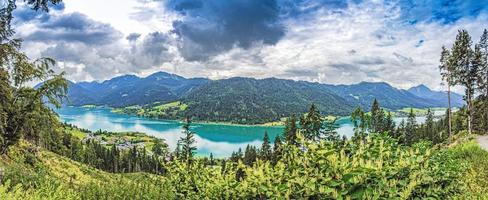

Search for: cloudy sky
xmin=11 ymin=0 xmax=488 ymax=90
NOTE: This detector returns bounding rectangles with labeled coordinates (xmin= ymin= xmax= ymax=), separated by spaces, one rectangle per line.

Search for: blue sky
xmin=10 ymin=0 xmax=488 ymax=90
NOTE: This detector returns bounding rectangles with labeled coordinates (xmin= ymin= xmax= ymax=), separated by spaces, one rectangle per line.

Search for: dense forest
xmin=1 ymin=1 xmax=488 ymax=199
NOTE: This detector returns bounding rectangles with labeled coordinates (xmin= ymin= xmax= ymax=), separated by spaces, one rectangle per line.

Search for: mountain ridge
xmin=59 ymin=71 xmax=464 ymax=123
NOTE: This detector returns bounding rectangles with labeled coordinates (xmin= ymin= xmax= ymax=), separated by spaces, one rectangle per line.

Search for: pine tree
xmin=424 ymin=108 xmax=436 ymax=143
xmin=271 ymin=135 xmax=282 ymax=166
xmin=300 ymin=104 xmax=322 ymax=141
xmin=370 ymin=99 xmax=384 ymax=133
xmin=384 ymin=111 xmax=396 ymax=136
xmin=450 ymin=30 xmax=475 ymax=134
xmin=260 ymin=132 xmax=272 ymax=161
xmin=396 ymin=120 xmax=407 ymax=143
xmin=178 ymin=117 xmax=197 ymax=169
xmin=284 ymin=115 xmax=298 ymax=145
xmin=243 ymin=145 xmax=257 ymax=166
xmin=351 ymin=107 xmax=368 ymax=139
xmin=439 ymin=46 xmax=453 ymax=137
xmin=405 ymin=109 xmax=417 ymax=144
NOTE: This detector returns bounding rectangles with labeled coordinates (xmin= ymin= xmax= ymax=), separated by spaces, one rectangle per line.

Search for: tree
xmin=284 ymin=115 xmax=298 ymax=145
xmin=370 ymin=99 xmax=384 ymax=133
xmin=424 ymin=109 xmax=436 ymax=143
xmin=439 ymin=46 xmax=454 ymax=137
xmin=351 ymin=107 xmax=368 ymax=139
xmin=271 ymin=135 xmax=282 ymax=166
xmin=243 ymin=145 xmax=257 ymax=166
xmin=450 ymin=30 xmax=476 ymax=134
xmin=178 ymin=117 xmax=197 ymax=169
xmin=152 ymin=139 xmax=168 ymax=158
xmin=384 ymin=111 xmax=396 ymax=136
xmin=405 ymin=109 xmax=417 ymax=144
xmin=300 ymin=104 xmax=322 ymax=141
xmin=0 ymin=0 xmax=67 ymax=154
xmin=260 ymin=132 xmax=272 ymax=161
xmin=477 ymin=29 xmax=488 ymax=132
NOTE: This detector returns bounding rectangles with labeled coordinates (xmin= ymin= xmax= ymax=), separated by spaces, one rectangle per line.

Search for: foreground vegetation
xmin=1 ymin=1 xmax=488 ymax=199
xmin=2 ymin=132 xmax=488 ymax=199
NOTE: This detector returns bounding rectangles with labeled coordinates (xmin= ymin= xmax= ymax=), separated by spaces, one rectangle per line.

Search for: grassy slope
xmin=446 ymin=139 xmax=488 ymax=198
xmin=0 ymin=141 xmax=174 ymax=199
xmin=2 ymin=135 xmax=488 ymax=199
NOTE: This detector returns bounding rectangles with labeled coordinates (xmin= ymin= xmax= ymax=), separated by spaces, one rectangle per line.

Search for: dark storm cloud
xmin=25 ymin=12 xmax=122 ymax=45
xmin=166 ymin=0 xmax=286 ymax=61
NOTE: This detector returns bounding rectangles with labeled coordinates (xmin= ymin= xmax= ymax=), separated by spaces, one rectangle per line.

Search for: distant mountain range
xmin=54 ymin=71 xmax=464 ymax=123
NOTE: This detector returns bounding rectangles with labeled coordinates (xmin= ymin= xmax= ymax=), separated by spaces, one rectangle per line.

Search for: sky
xmin=10 ymin=0 xmax=488 ymax=90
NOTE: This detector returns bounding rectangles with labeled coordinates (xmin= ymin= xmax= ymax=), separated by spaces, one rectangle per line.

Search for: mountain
xmin=61 ymin=71 xmax=459 ymax=123
xmin=181 ymin=77 xmax=355 ymax=124
xmin=66 ymin=72 xmax=209 ymax=107
xmin=407 ymin=84 xmax=464 ymax=107
xmin=322 ymin=82 xmax=441 ymax=110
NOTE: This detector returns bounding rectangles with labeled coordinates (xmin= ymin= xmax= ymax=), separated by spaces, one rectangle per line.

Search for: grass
xmin=0 ymin=141 xmax=174 ymax=199
xmin=446 ymin=139 xmax=488 ymax=198
xmin=65 ymin=127 xmax=87 ymax=139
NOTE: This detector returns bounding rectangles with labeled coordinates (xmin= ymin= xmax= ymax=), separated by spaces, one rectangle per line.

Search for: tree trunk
xmin=467 ymin=91 xmax=472 ymax=135
xmin=447 ymin=84 xmax=452 ymax=137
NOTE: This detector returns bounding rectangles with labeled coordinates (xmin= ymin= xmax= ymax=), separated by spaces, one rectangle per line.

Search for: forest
xmin=1 ymin=0 xmax=488 ymax=199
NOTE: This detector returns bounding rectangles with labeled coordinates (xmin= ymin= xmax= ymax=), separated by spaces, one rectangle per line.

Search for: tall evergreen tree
xmin=424 ymin=108 xmax=436 ymax=143
xmin=351 ymin=107 xmax=368 ymax=139
xmin=384 ymin=111 xmax=396 ymax=136
xmin=478 ymin=29 xmax=488 ymax=132
xmin=405 ymin=109 xmax=417 ymax=144
xmin=300 ymin=104 xmax=322 ymax=141
xmin=271 ymin=135 xmax=282 ymax=166
xmin=439 ymin=46 xmax=454 ymax=137
xmin=178 ymin=117 xmax=197 ymax=169
xmin=243 ymin=145 xmax=257 ymax=166
xmin=260 ymin=132 xmax=272 ymax=161
xmin=284 ymin=115 xmax=298 ymax=145
xmin=370 ymin=99 xmax=384 ymax=133
xmin=450 ymin=30 xmax=475 ymax=134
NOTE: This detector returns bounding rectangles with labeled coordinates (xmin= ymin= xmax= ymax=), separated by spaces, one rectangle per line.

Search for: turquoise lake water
xmin=55 ymin=107 xmax=435 ymax=157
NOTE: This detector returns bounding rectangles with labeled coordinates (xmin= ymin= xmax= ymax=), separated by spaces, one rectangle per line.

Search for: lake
xmin=55 ymin=106 xmax=438 ymax=157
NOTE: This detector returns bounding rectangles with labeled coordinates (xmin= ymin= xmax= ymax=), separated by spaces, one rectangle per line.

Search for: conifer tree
xmin=450 ymin=30 xmax=475 ymax=134
xmin=300 ymin=104 xmax=322 ymax=141
xmin=384 ymin=111 xmax=396 ymax=136
xmin=284 ymin=115 xmax=298 ymax=145
xmin=405 ymin=109 xmax=417 ymax=144
xmin=478 ymin=29 xmax=488 ymax=132
xmin=243 ymin=145 xmax=257 ymax=166
xmin=271 ymin=135 xmax=282 ymax=166
xmin=370 ymin=99 xmax=384 ymax=133
xmin=351 ymin=107 xmax=368 ymax=138
xmin=439 ymin=46 xmax=454 ymax=137
xmin=424 ymin=109 xmax=435 ymax=142
xmin=260 ymin=132 xmax=272 ymax=161
xmin=178 ymin=117 xmax=197 ymax=169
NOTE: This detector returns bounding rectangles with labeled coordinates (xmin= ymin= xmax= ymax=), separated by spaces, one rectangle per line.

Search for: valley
xmin=61 ymin=71 xmax=464 ymax=124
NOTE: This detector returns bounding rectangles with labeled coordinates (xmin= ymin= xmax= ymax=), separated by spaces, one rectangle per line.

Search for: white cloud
xmin=15 ymin=0 xmax=488 ymax=93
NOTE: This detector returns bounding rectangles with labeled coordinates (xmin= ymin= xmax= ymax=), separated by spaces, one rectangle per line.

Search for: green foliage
xmin=178 ymin=118 xmax=196 ymax=169
xmin=0 ymin=0 xmax=67 ymax=154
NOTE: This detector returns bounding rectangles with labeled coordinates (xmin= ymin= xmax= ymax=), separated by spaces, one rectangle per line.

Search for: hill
xmin=181 ymin=77 xmax=355 ymax=124
xmin=62 ymin=71 xmax=461 ymax=123
xmin=407 ymin=84 xmax=464 ymax=107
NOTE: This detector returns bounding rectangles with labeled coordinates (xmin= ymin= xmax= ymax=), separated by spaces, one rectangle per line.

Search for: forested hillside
xmin=69 ymin=74 xmax=463 ymax=124
xmin=181 ymin=77 xmax=355 ymax=124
